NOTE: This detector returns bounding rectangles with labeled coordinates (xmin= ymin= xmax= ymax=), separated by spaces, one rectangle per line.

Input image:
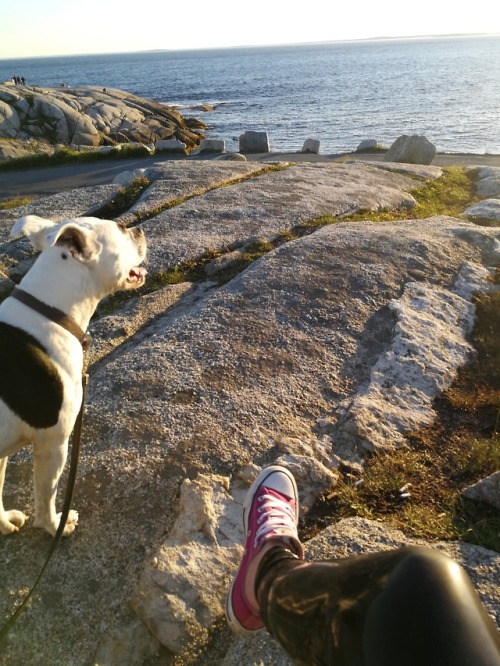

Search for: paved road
xmin=1 ymin=151 xmax=499 ymax=202
xmin=0 ymin=154 xmax=189 ymax=201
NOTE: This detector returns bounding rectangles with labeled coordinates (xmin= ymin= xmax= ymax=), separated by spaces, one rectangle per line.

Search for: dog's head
xmin=11 ymin=215 xmax=147 ymax=296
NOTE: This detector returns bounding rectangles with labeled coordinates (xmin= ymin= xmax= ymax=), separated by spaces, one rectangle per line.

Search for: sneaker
xmin=226 ymin=465 xmax=304 ymax=635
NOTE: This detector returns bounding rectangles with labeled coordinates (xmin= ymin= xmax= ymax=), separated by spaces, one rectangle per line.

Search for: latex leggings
xmin=255 ymin=544 xmax=500 ymax=666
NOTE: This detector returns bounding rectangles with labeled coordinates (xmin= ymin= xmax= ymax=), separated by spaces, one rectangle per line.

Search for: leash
xmin=0 ymin=372 xmax=88 ymax=643
xmin=0 ymin=287 xmax=92 ymax=643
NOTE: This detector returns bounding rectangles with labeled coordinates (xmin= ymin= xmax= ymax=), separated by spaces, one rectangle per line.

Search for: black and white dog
xmin=0 ymin=215 xmax=146 ymax=536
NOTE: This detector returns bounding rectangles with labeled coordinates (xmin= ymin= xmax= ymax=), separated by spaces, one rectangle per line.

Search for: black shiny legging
xmin=255 ymin=544 xmax=500 ymax=666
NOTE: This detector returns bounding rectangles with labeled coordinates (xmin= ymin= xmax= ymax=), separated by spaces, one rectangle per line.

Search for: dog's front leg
xmin=0 ymin=457 xmax=28 ymax=535
xmin=33 ymin=439 xmax=78 ymax=536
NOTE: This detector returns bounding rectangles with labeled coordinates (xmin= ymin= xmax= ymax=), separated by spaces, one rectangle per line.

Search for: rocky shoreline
xmin=4 ymin=83 xmax=500 ymax=171
xmin=0 ymin=84 xmax=206 ymax=160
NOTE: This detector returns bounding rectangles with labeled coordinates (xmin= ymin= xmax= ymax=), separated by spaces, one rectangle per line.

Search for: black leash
xmin=0 ymin=372 xmax=88 ymax=644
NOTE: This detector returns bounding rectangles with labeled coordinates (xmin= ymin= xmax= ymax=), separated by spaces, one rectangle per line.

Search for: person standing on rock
xmin=226 ymin=465 xmax=500 ymax=665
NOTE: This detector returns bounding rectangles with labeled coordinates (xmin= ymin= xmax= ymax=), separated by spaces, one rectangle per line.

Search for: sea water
xmin=1 ymin=35 xmax=499 ymax=154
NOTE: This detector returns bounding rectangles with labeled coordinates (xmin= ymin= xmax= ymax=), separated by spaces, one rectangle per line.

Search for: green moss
xmin=93 ymin=177 xmax=151 ymax=220
xmin=0 ymin=196 xmax=36 ymax=210
xmin=332 ymin=166 xmax=481 ymax=224
xmin=0 ymin=144 xmax=151 ymax=172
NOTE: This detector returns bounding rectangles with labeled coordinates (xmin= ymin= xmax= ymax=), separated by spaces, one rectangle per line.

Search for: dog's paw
xmin=0 ymin=509 xmax=28 ymax=535
xmin=34 ymin=509 xmax=79 ymax=536
xmin=54 ymin=509 xmax=79 ymax=537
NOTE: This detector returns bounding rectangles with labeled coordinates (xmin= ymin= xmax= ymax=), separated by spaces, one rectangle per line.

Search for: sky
xmin=1 ymin=0 xmax=499 ymax=59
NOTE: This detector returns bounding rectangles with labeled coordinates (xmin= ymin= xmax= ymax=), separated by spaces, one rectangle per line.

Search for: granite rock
xmin=0 ymin=159 xmax=499 ymax=665
xmin=384 ymin=134 xmax=437 ymax=165
xmin=463 ymin=471 xmax=500 ymax=510
xmin=239 ymin=130 xmax=270 ymax=153
xmin=468 ymin=166 xmax=500 ymax=197
xmin=0 ymin=84 xmax=204 ymax=153
xmin=463 ymin=198 xmax=500 ymax=222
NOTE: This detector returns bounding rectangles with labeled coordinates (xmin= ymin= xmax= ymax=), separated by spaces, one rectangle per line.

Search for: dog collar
xmin=10 ymin=287 xmax=92 ymax=351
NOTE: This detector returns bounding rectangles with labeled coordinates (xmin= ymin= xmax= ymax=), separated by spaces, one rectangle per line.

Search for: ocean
xmin=1 ymin=35 xmax=500 ymax=155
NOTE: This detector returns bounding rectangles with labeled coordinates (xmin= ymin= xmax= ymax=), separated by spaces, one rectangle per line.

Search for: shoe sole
xmin=225 ymin=465 xmax=299 ymax=635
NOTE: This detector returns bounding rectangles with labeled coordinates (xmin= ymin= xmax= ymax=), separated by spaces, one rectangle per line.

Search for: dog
xmin=0 ymin=215 xmax=147 ymax=536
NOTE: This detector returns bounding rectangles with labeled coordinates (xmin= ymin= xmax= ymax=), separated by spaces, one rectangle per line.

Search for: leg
xmin=364 ymin=546 xmax=500 ymax=666
xmin=0 ymin=456 xmax=28 ymax=535
xmin=256 ymin=545 xmax=500 ymax=666
xmin=33 ymin=438 xmax=78 ymax=536
xmin=226 ymin=466 xmax=500 ymax=666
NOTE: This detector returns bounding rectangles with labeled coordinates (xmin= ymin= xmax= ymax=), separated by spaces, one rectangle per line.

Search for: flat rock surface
xmin=141 ymin=162 xmax=422 ymax=273
xmin=0 ymin=160 xmax=499 ymax=665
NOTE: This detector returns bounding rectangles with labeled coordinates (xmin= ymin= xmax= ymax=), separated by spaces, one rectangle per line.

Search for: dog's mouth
xmin=127 ymin=266 xmax=147 ymax=285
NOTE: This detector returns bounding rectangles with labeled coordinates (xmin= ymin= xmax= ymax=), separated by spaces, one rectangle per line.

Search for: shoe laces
xmin=253 ymin=491 xmax=297 ymax=547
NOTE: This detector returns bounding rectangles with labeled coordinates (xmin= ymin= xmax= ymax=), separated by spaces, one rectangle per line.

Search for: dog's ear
xmin=48 ymin=223 xmax=102 ymax=263
xmin=10 ymin=215 xmax=58 ymax=251
xmin=11 ymin=217 xmax=102 ymax=262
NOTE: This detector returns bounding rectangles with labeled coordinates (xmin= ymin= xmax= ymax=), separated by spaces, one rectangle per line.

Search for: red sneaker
xmin=226 ymin=465 xmax=304 ymax=635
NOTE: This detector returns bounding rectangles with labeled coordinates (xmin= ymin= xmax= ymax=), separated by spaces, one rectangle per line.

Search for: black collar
xmin=10 ymin=287 xmax=92 ymax=351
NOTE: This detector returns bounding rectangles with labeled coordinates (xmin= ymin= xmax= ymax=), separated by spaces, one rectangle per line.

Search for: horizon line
xmin=1 ymin=32 xmax=499 ymax=61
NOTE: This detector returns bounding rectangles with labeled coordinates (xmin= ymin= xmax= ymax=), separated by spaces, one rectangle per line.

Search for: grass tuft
xmin=93 ymin=177 xmax=151 ymax=220
xmin=0 ymin=196 xmax=36 ymax=210
xmin=0 ymin=144 xmax=151 ymax=172
xmin=302 ymin=287 xmax=500 ymax=551
xmin=336 ymin=166 xmax=483 ymax=223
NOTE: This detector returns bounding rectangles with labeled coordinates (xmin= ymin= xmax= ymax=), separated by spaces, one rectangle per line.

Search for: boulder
xmin=467 ymin=166 xmax=500 ymax=197
xmin=71 ymin=113 xmax=101 ymax=146
xmin=239 ymin=130 xmax=270 ymax=153
xmin=216 ymin=152 xmax=247 ymax=161
xmin=462 ymin=199 xmax=500 ymax=222
xmin=112 ymin=168 xmax=147 ymax=186
xmin=384 ymin=134 xmax=437 ymax=165
xmin=155 ymin=138 xmax=187 ymax=153
xmin=463 ymin=472 xmax=500 ymax=510
xmin=195 ymin=138 xmax=225 ymax=153
xmin=0 ymin=99 xmax=21 ymax=137
xmin=477 ymin=177 xmax=500 ymax=198
xmin=96 ymin=145 xmax=116 ymax=154
xmin=301 ymin=138 xmax=320 ymax=153
xmin=356 ymin=138 xmax=379 ymax=151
